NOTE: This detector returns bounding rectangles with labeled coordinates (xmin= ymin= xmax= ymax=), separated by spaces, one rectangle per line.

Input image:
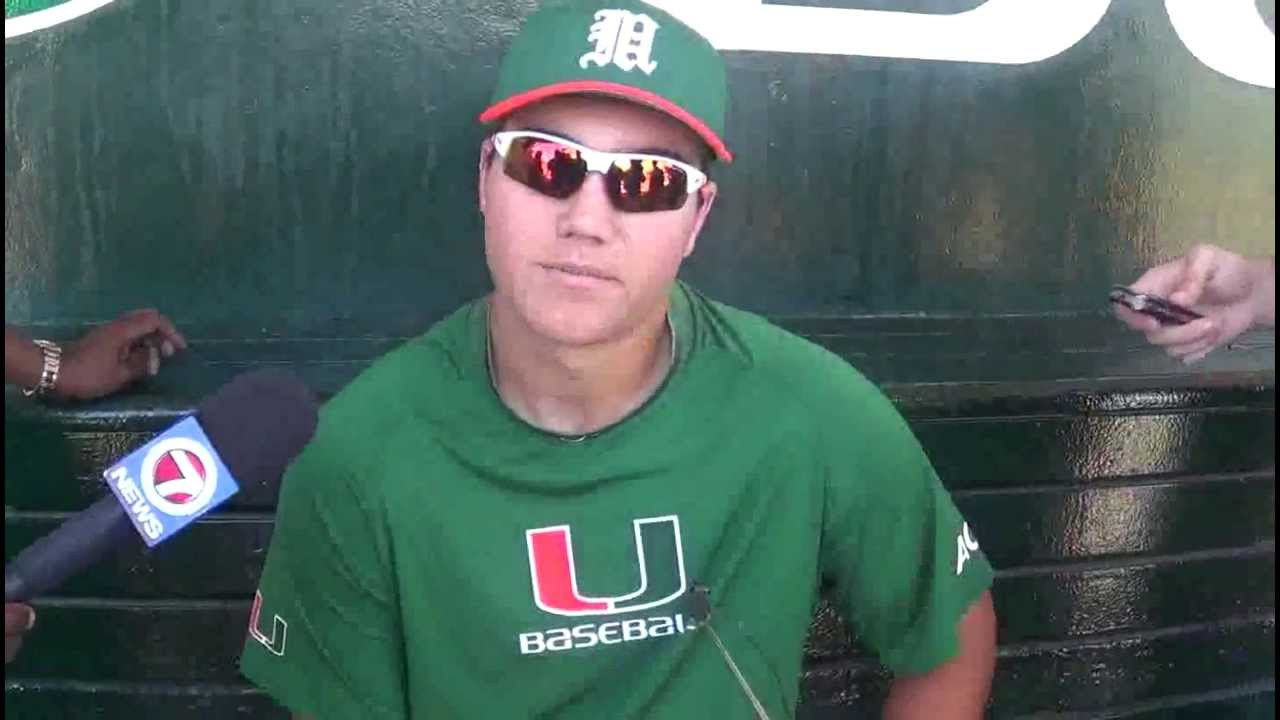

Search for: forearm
xmin=882 ymin=591 xmax=997 ymax=720
xmin=1247 ymin=257 xmax=1275 ymax=327
xmin=4 ymin=327 xmax=44 ymax=389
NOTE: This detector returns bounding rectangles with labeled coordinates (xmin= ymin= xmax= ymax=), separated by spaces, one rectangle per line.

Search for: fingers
xmin=58 ymin=309 xmax=186 ymax=400
xmin=1129 ymin=259 xmax=1185 ymax=298
xmin=1113 ymin=305 xmax=1161 ymax=333
xmin=113 ymin=309 xmax=188 ymax=351
xmin=4 ymin=604 xmax=34 ymax=664
xmin=4 ymin=604 xmax=34 ymax=634
xmin=1130 ymin=244 xmax=1227 ymax=309
xmin=122 ymin=344 xmax=160 ymax=383
xmin=1115 ymin=295 xmax=1225 ymax=363
xmin=1168 ymin=244 xmax=1221 ymax=307
xmin=1165 ymin=335 xmax=1221 ymax=364
xmin=1180 ymin=348 xmax=1214 ymax=364
xmin=1145 ymin=317 xmax=1218 ymax=348
xmin=1170 ymin=308 xmax=1255 ymax=364
xmin=4 ymin=633 xmax=21 ymax=665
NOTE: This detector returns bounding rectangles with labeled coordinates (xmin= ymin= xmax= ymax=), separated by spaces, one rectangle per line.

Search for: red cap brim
xmin=478 ymin=80 xmax=733 ymax=163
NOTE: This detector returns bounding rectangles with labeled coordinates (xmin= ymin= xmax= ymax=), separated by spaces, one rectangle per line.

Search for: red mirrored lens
xmin=606 ymin=158 xmax=690 ymax=212
xmin=502 ymin=137 xmax=587 ymax=199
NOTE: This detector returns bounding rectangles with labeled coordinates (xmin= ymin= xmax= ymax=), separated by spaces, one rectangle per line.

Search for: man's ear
xmin=478 ymin=138 xmax=495 ymax=215
xmin=683 ymin=181 xmax=718 ymax=258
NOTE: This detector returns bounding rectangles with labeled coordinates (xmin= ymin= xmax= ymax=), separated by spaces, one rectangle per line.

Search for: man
xmin=240 ymin=2 xmax=996 ymax=718
xmin=5 ymin=308 xmax=187 ymax=663
xmin=1115 ymin=243 xmax=1275 ymax=363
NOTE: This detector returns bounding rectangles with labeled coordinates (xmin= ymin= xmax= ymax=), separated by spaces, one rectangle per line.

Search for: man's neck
xmin=487 ymin=298 xmax=674 ymax=438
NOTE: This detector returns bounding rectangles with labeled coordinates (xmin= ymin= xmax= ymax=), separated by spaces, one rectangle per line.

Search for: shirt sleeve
xmin=239 ymin=411 xmax=407 ymax=719
xmin=818 ymin=374 xmax=994 ymax=676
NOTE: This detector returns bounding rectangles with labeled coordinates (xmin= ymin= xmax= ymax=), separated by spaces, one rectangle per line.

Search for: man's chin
xmin=531 ymin=322 xmax=619 ymax=348
xmin=522 ymin=306 xmax=624 ymax=348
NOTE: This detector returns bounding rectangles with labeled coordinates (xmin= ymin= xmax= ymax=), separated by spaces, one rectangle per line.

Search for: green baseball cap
xmin=479 ymin=0 xmax=732 ymax=163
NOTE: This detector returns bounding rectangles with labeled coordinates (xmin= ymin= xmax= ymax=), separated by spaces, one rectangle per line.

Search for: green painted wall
xmin=5 ymin=0 xmax=1273 ymax=327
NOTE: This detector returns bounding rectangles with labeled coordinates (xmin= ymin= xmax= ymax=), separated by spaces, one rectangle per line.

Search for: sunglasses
xmin=491 ymin=130 xmax=708 ymax=213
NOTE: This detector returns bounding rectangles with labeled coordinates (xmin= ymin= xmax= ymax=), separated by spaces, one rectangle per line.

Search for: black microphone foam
xmin=195 ymin=367 xmax=320 ymax=489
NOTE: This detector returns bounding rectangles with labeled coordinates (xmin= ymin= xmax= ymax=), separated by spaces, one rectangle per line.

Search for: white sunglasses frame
xmin=491 ymin=130 xmax=709 ymax=197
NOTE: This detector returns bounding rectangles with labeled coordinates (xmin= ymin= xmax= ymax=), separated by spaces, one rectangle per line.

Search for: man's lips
xmin=539 ymin=262 xmax=618 ymax=282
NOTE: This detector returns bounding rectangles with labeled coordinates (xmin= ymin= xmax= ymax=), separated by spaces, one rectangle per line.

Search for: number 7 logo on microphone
xmin=103 ymin=416 xmax=240 ymax=547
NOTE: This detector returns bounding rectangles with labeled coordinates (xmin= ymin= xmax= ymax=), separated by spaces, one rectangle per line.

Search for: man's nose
xmin=557 ymin=172 xmax=619 ymax=245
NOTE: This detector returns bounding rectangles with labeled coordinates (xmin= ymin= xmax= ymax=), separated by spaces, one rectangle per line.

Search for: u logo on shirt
xmin=525 ymin=515 xmax=688 ymax=617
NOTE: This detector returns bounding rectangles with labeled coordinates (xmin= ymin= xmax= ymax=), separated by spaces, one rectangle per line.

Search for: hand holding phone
xmin=1109 ymin=286 xmax=1203 ymax=326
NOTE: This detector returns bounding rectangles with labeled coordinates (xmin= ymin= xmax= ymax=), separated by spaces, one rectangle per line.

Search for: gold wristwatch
xmin=22 ymin=340 xmax=62 ymax=397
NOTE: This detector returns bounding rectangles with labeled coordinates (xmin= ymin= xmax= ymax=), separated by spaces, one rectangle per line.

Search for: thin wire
xmin=704 ymin=621 xmax=771 ymax=720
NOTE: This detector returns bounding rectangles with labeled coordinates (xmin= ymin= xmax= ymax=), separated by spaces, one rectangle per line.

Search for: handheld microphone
xmin=4 ymin=368 xmax=318 ymax=603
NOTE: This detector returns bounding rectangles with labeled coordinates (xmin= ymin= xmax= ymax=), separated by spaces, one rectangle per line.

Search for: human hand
xmin=56 ymin=309 xmax=188 ymax=400
xmin=4 ymin=603 xmax=35 ymax=664
xmin=1115 ymin=244 xmax=1274 ymax=363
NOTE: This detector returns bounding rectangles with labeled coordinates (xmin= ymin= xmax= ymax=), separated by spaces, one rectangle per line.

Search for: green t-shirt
xmin=239 ymin=282 xmax=993 ymax=719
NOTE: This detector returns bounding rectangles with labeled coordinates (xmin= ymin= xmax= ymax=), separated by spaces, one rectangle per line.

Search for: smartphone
xmin=1109 ymin=285 xmax=1203 ymax=326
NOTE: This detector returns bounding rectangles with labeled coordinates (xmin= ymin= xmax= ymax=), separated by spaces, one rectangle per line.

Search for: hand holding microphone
xmin=4 ymin=603 xmax=35 ymax=664
xmin=4 ymin=369 xmax=318 ymax=642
